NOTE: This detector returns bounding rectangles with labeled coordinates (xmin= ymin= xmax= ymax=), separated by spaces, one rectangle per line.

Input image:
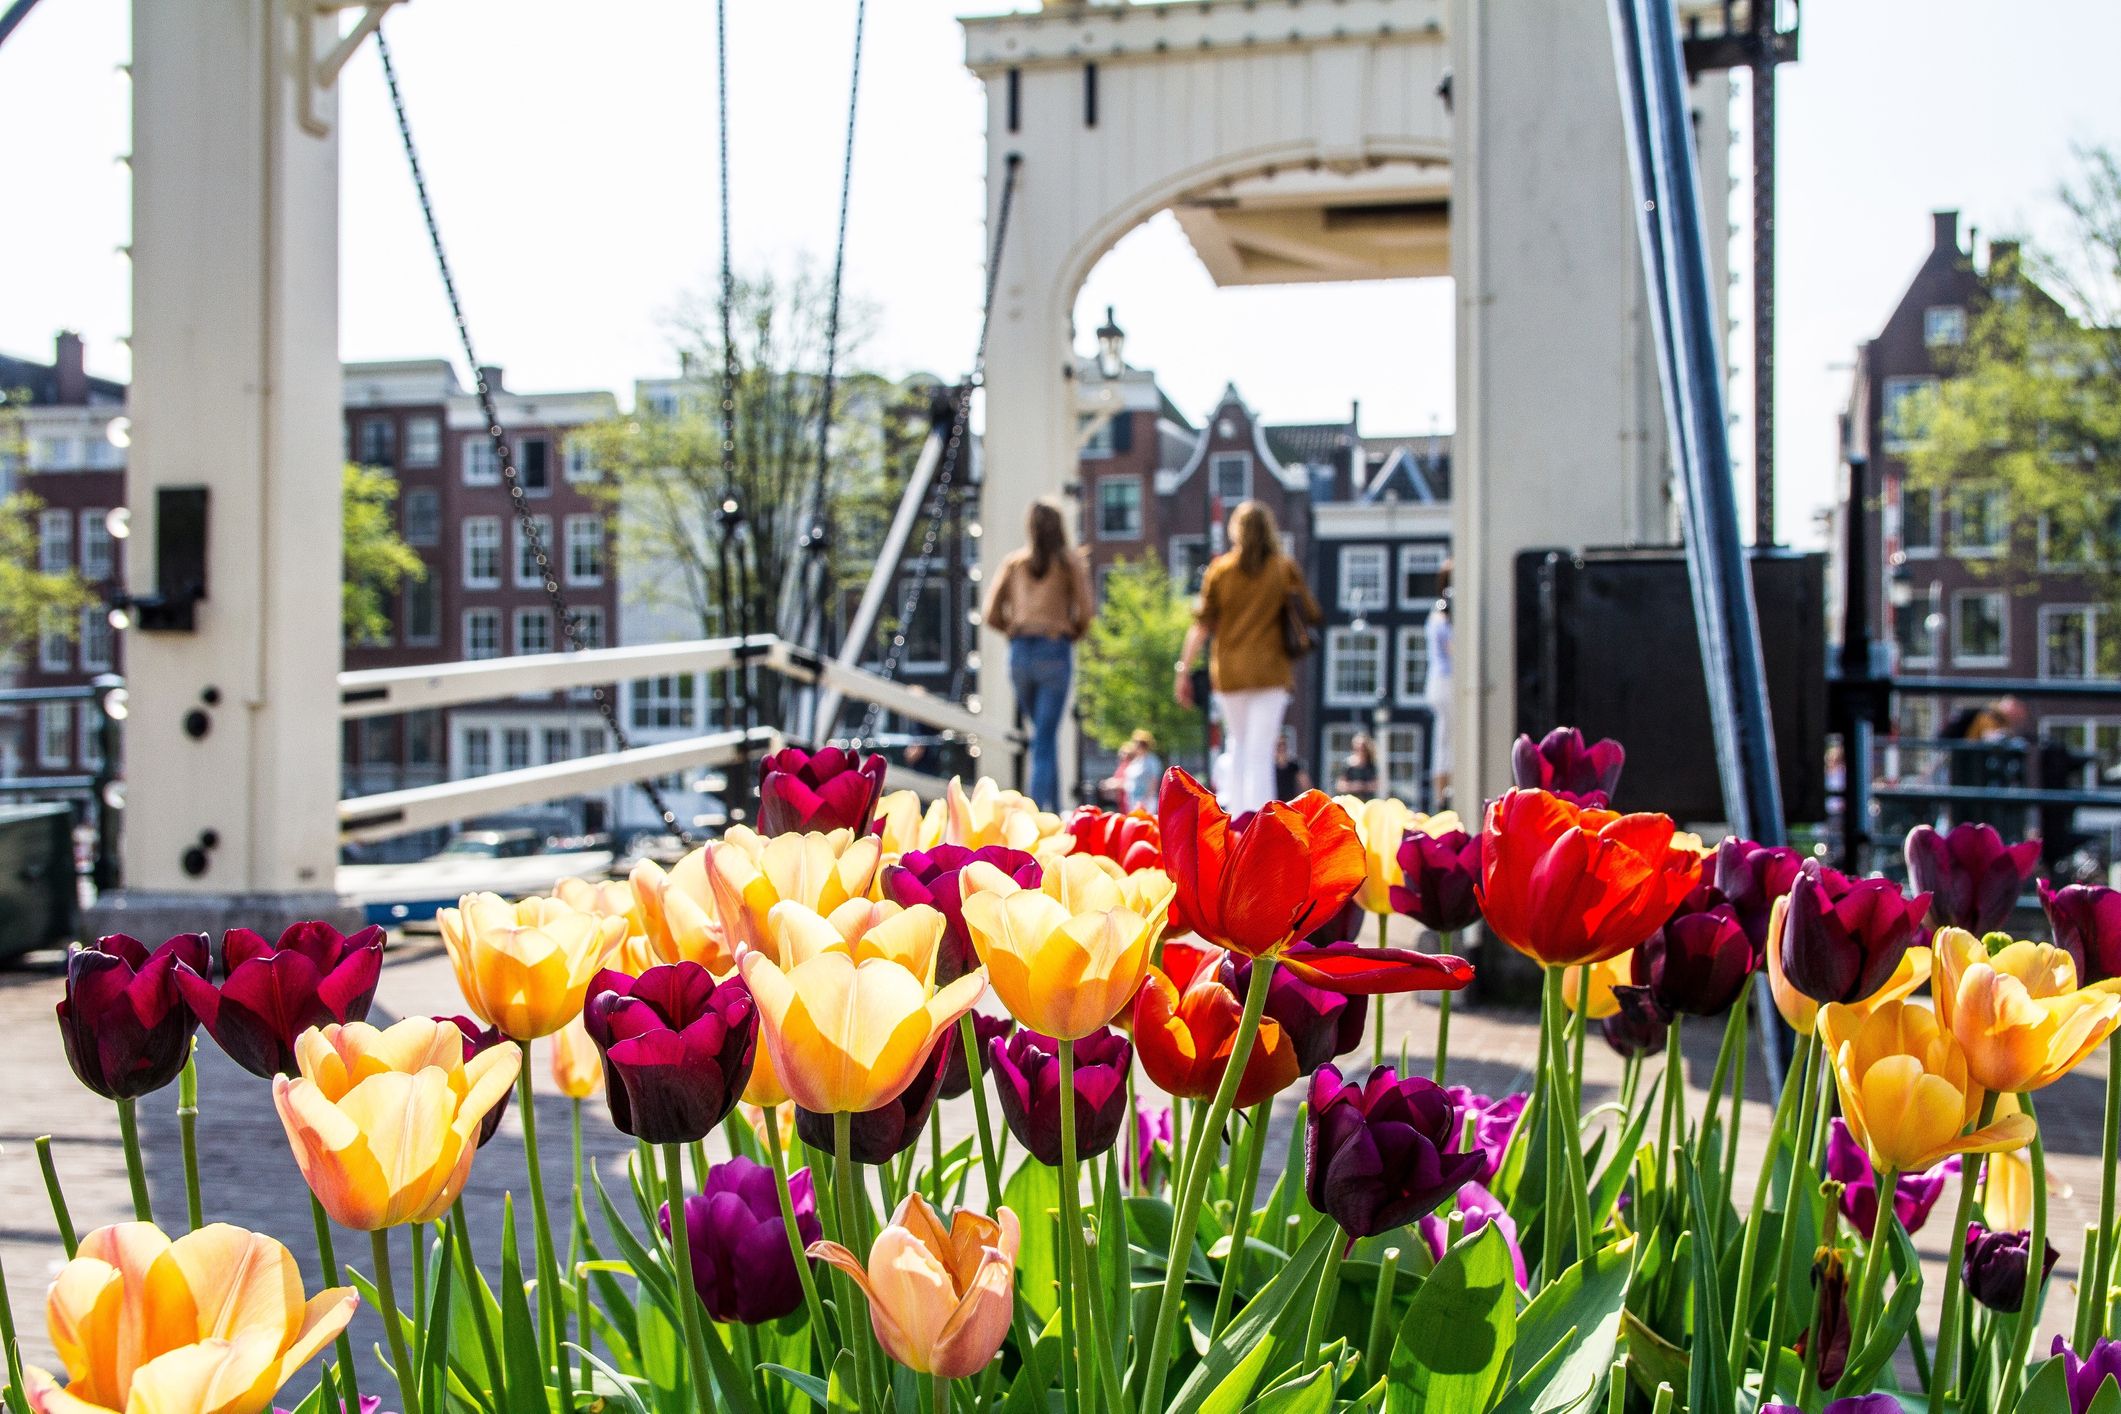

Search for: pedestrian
xmin=1121 ymin=729 xmax=1162 ymax=812
xmin=1273 ymin=734 xmax=1311 ymax=800
xmin=1334 ymin=732 xmax=1381 ymax=799
xmin=982 ymin=498 xmax=1093 ymax=811
xmin=1173 ymin=499 xmax=1324 ymax=814
xmin=1424 ymin=558 xmax=1455 ymax=808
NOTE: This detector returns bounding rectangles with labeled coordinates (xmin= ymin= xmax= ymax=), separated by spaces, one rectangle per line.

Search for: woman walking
xmin=1173 ymin=500 xmax=1323 ymax=814
xmin=982 ymin=499 xmax=1093 ymax=811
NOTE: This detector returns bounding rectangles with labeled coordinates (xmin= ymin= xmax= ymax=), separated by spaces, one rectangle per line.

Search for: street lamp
xmin=1095 ymin=306 xmax=1125 ymax=380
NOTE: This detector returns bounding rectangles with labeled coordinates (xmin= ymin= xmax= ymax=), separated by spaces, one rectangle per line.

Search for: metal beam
xmin=338 ymin=635 xmax=775 ymax=720
xmin=765 ymin=639 xmax=1019 ymax=745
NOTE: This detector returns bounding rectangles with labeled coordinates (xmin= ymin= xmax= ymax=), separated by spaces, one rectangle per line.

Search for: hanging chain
xmin=377 ymin=31 xmax=688 ymax=842
xmin=711 ymin=0 xmax=759 ymax=775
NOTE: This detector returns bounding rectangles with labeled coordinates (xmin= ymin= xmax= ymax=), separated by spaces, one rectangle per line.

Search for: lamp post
xmin=1095 ymin=306 xmax=1125 ymax=380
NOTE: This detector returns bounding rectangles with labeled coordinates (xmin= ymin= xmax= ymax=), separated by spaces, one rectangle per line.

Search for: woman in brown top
xmin=981 ymin=499 xmax=1093 ymax=810
xmin=1173 ymin=499 xmax=1323 ymax=812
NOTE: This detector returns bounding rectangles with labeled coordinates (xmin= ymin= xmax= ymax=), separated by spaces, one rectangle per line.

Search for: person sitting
xmin=1334 ymin=732 xmax=1380 ymax=800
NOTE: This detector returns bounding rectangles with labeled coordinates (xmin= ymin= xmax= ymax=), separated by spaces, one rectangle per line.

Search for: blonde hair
xmin=1130 ymin=729 xmax=1157 ymax=753
xmin=1230 ymin=500 xmax=1278 ymax=575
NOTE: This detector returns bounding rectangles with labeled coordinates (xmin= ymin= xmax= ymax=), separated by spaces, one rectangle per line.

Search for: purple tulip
xmin=1964 ymin=1223 xmax=2058 ymax=1314
xmin=1601 ymin=984 xmax=1673 ymax=1058
xmin=1823 ymin=1119 xmax=1956 ymax=1240
xmin=1907 ymin=822 xmax=2041 ymax=935
xmin=582 ymin=963 xmax=757 ymax=1145
xmin=937 ymin=1011 xmax=1017 ymax=1100
xmin=1713 ymin=838 xmax=1815 ymax=955
xmin=1220 ymin=951 xmax=1364 ymax=1074
xmin=2040 ymin=880 xmax=2121 ymax=984
xmin=1510 ymin=727 xmax=1625 ymax=806
xmin=2053 ymin=1335 xmax=2121 ymax=1412
xmin=176 ymin=922 xmax=384 ymax=1078
xmin=881 ymin=845 xmax=1040 ymax=985
xmin=988 ymin=1026 xmax=1132 ymax=1167
xmin=57 ymin=933 xmax=209 ymax=1101
xmin=1442 ymin=1086 xmax=1528 ymax=1185
xmin=1128 ymin=1103 xmax=1173 ymax=1187
xmin=1776 ymin=859 xmax=1930 ymax=1007
xmin=796 ymin=1036 xmax=950 ymax=1165
xmin=659 ymin=1156 xmax=822 ymax=1325
xmin=1305 ymin=1065 xmax=1485 ymax=1238
xmin=1634 ymin=903 xmax=1758 ymax=1017
xmin=1390 ymin=830 xmax=1484 ymax=934
xmin=435 ymin=1015 xmax=514 ymax=1147
xmin=757 ymin=745 xmax=888 ymax=837
xmin=1762 ymin=1397 xmax=1902 ymax=1414
xmin=1415 ymin=1182 xmax=1528 ymax=1290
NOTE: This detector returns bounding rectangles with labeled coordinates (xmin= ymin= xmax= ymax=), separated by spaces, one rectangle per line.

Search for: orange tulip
xmin=960 ymin=852 xmax=1175 ymax=1038
xmin=809 ymin=1194 xmax=1019 ymax=1379
xmin=23 ymin=1221 xmax=356 ymax=1414
xmin=551 ymin=1015 xmax=603 ymax=1098
xmin=629 ymin=853 xmax=733 ymax=973
xmin=1133 ymin=940 xmax=1301 ymax=1107
xmin=1817 ymin=998 xmax=2036 ymax=1173
xmin=737 ymin=947 xmax=984 ymax=1114
xmin=1931 ymin=927 xmax=2121 ymax=1093
xmin=1477 ymin=788 xmax=1702 ymax=968
xmin=439 ymin=892 xmax=626 ymax=1040
xmin=1765 ymin=895 xmax=1932 ymax=1036
xmin=708 ymin=827 xmax=883 ymax=962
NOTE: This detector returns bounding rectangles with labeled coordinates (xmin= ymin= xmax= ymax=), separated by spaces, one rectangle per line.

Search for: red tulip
xmin=1478 ymin=789 xmax=1703 ymax=968
xmin=1133 ymin=940 xmax=1300 ymax=1108
xmin=176 ymin=922 xmax=385 ymax=1078
xmin=1064 ymin=806 xmax=1163 ymax=873
xmin=757 ymin=745 xmax=888 ymax=837
xmin=2040 ymin=880 xmax=2121 ymax=984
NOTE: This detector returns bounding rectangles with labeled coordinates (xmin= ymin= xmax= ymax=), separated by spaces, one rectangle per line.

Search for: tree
xmin=1076 ymin=554 xmax=1204 ymax=761
xmin=0 ymin=491 xmax=97 ymax=658
xmin=341 ymin=463 xmax=425 ymax=645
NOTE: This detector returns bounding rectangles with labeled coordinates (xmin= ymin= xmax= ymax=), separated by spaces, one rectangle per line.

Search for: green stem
xmin=371 ymin=1227 xmax=424 ymax=1414
xmin=1848 ymin=1169 xmax=1901 ymax=1356
xmin=1541 ymin=967 xmax=1594 ymax=1270
xmin=310 ymin=1193 xmax=362 ymax=1414
xmin=1303 ymin=1231 xmax=1349 ymax=1364
xmin=933 ymin=1373 xmax=952 ymax=1414
xmin=1570 ymin=965 xmax=1591 ymax=1113
xmin=34 ymin=1136 xmax=76 ymax=1258
xmin=1211 ymin=1101 xmax=1270 ymax=1336
xmin=0 ymin=1239 xmax=30 ymax=1414
xmin=664 ymin=1144 xmax=719 ymax=1414
xmin=2088 ymin=1033 xmax=2121 ymax=1348
xmin=516 ymin=1050 xmax=574 ymax=1409
xmin=1724 ymin=1026 xmax=1814 ymax=1380
xmin=1932 ymin=1089 xmax=2002 ymax=1410
xmin=1061 ymin=1040 xmax=1127 ymax=1414
xmin=1372 ymin=912 xmax=1389 ymax=1071
xmin=959 ymin=1014 xmax=1005 ymax=1207
xmin=409 ymin=1217 xmax=429 ymax=1382
xmin=930 ymin=1100 xmax=947 ymax=1206
xmin=1364 ymin=1246 xmax=1401 ymax=1382
xmin=833 ymin=1112 xmax=881 ymax=1412
xmin=1055 ymin=1056 xmax=1081 ymax=1414
xmin=762 ymin=1101 xmax=836 ymax=1354
xmin=1136 ymin=957 xmax=1277 ymax=1414
xmin=450 ymin=1200 xmax=505 ymax=1406
xmin=1719 ymin=993 xmax=1750 ymax=1230
xmin=1537 ymin=974 xmax=1563 ymax=1285
xmin=115 ymin=1097 xmax=151 ymax=1223
xmin=178 ymin=1051 xmax=203 ymax=1230
xmin=1658 ymin=1014 xmax=1686 ymax=1229
xmin=1998 ymin=1094 xmax=2048 ymax=1408
xmin=1758 ymin=1031 xmax=1826 ymax=1401
xmin=1431 ymin=931 xmax=1453 ymax=1084
xmin=1698 ymin=999 xmax=1744 ymax=1154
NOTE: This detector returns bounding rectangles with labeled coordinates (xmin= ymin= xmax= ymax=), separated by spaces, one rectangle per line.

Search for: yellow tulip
xmin=1561 ymin=951 xmax=1634 ymax=1020
xmin=23 ymin=1221 xmax=356 ymax=1414
xmin=1332 ymin=796 xmax=1417 ymax=915
xmin=708 ymin=827 xmax=883 ymax=962
xmin=738 ymin=947 xmax=984 ymax=1114
xmin=551 ymin=1016 xmax=603 ymax=1099
xmin=628 ymin=854 xmax=733 ymax=972
xmin=943 ymin=777 xmax=1071 ymax=855
xmin=743 ymin=1035 xmax=790 ymax=1107
xmin=768 ymin=898 xmax=947 ymax=982
xmin=273 ymin=1017 xmax=521 ymax=1230
xmin=960 ymin=853 xmax=1175 ymax=1039
xmin=554 ymin=875 xmax=646 ymax=935
xmin=744 ymin=1100 xmax=797 ymax=1152
xmin=1817 ymin=998 xmax=2035 ymax=1173
xmin=809 ymin=1194 xmax=1019 ymax=1379
xmin=874 ymin=789 xmax=945 ymax=858
xmin=1764 ymin=895 xmax=1932 ymax=1036
xmin=1931 ymin=927 xmax=2121 ymax=1093
xmin=439 ymin=892 xmax=626 ymax=1040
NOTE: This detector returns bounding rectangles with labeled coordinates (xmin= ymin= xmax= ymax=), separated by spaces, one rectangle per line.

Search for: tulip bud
xmin=1821 ymin=1118 xmax=1956 ymax=1240
xmin=1135 ymin=944 xmax=1301 ymax=1107
xmin=435 ymin=1014 xmax=515 ymax=1147
xmin=2040 ymin=880 xmax=2121 ymax=985
xmin=178 ymin=922 xmax=385 ymax=1078
xmin=1964 ymin=1222 xmax=2059 ymax=1313
xmin=938 ymin=1011 xmax=1017 ymax=1100
xmin=2051 ymin=1334 xmax=2121 ymax=1413
xmin=659 ymin=1156 xmax=822 ymax=1324
xmin=1804 ymin=1246 xmax=1853 ymax=1390
xmin=1601 ymin=984 xmax=1672 ymax=1058
xmin=1064 ymin=806 xmax=1163 ymax=873
xmin=758 ymin=745 xmax=888 ymax=837
xmin=58 ymin=933 xmax=209 ymax=1101
xmin=1776 ymin=859 xmax=1930 ymax=1007
xmin=1906 ymin=822 xmax=2041 ymax=935
xmin=986 ymin=1026 xmax=1132 ymax=1167
xmin=1128 ymin=1103 xmax=1173 ymax=1188
xmin=1634 ymin=903 xmax=1757 ymax=1017
xmin=1414 ymin=1182 xmax=1528 ymax=1290
xmin=581 ymin=963 xmax=757 ymax=1145
xmin=881 ymin=844 xmax=1040 ymax=986
xmin=551 ymin=1015 xmax=604 ymax=1099
xmin=796 ymin=1035 xmax=951 ymax=1165
xmin=1305 ymin=1065 xmax=1486 ymax=1237
xmin=1390 ymin=828 xmax=1484 ymax=934
xmin=1509 ymin=726 xmax=1625 ymax=805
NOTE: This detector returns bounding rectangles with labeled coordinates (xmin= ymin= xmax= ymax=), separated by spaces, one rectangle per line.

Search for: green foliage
xmin=0 ymin=490 xmax=97 ymax=659
xmin=341 ymin=462 xmax=425 ymax=645
xmin=1076 ymin=552 xmax=1204 ymax=759
xmin=1387 ymin=1224 xmax=1518 ymax=1413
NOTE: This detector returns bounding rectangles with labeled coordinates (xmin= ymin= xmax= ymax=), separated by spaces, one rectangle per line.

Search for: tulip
xmin=944 ymin=776 xmax=1070 ymax=854
xmin=1222 ymin=951 xmax=1366 ymax=1074
xmin=553 ymin=874 xmax=648 ymax=940
xmin=1415 ymin=1182 xmax=1528 ymax=1289
xmin=959 ymin=852 xmax=1173 ymax=1039
xmin=1128 ymin=1103 xmax=1173 ymax=1187
xmin=2051 ymin=1334 xmax=2121 ymax=1413
xmin=1601 ymin=984 xmax=1672 ymax=1057
xmin=1823 ymin=1118 xmax=1957 ymax=1240
xmin=434 ymin=1014 xmax=514 ymax=1146
xmin=1510 ymin=726 xmax=1625 ymax=805
xmin=657 ymin=1156 xmax=823 ymax=1325
xmin=707 ymin=827 xmax=883 ymax=962
xmin=743 ymin=1099 xmax=796 ymax=1153
xmin=809 ymin=1194 xmax=1019 ymax=1379
xmin=57 ymin=932 xmax=209 ymax=1100
xmin=1560 ymin=951 xmax=1634 ymax=1020
xmin=940 ymin=1010 xmax=1016 ymax=1099
xmin=767 ymin=898 xmax=948 ymax=982
xmin=1478 ymin=788 xmax=1702 ymax=968
xmin=22 ymin=1221 xmax=357 ymax=1414
xmin=1984 ymin=1130 xmax=2039 ymax=1233
xmin=1335 ymin=795 xmax=1419 ymax=915
xmin=2041 ymin=880 xmax=2121 ymax=985
xmin=758 ymin=744 xmax=888 ymax=836
xmin=1306 ymin=1064 xmax=1485 ymax=1237
xmin=1134 ymin=941 xmax=1301 ymax=1107
xmin=987 ymin=1025 xmax=1132 ymax=1166
xmin=438 ymin=893 xmax=625 ymax=1042
xmin=1713 ymin=837 xmax=1812 ymax=954
xmin=1963 ymin=1222 xmax=2059 ymax=1313
xmin=1817 ymin=999 xmax=2035 ymax=1173
xmin=1064 ymin=805 xmax=1163 ymax=873
xmin=795 ymin=1034 xmax=950 ymax=1164
xmin=1773 ymin=859 xmax=1930 ymax=1010
xmin=873 ymin=788 xmax=945 ymax=856
xmin=1907 ymin=821 xmax=2042 ymax=935
xmin=1390 ymin=828 xmax=1484 ymax=934
xmin=274 ymin=1017 xmax=521 ymax=1230
xmin=1441 ymin=1086 xmax=1529 ymax=1184
xmin=550 ymin=1015 xmax=603 ymax=1099
xmin=628 ymin=853 xmax=731 ymax=972
xmin=1930 ymin=927 xmax=2121 ymax=1093
xmin=1634 ymin=903 xmax=1757 ymax=1016
xmin=1762 ymin=1400 xmax=1903 ymax=1414
xmin=580 ymin=963 xmax=757 ymax=1144
xmin=1767 ymin=911 xmax=1930 ymax=1038
xmin=881 ymin=844 xmax=1041 ymax=985
xmin=1802 ymin=1247 xmax=1854 ymax=1390
xmin=176 ymin=922 xmax=385 ymax=1078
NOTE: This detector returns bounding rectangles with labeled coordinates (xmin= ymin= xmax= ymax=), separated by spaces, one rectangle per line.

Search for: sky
xmin=3 ymin=1 xmax=2117 ymax=547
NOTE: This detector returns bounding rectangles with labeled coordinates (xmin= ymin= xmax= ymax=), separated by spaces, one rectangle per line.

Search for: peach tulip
xmin=628 ymin=854 xmax=733 ymax=973
xmin=24 ymin=1220 xmax=355 ymax=1414
xmin=767 ymin=899 xmax=948 ymax=982
xmin=1765 ymin=895 xmax=1932 ymax=1036
xmin=809 ymin=1193 xmax=1019 ymax=1379
xmin=708 ymin=828 xmax=883 ymax=962
xmin=440 ymin=893 xmax=626 ymax=1040
xmin=551 ymin=1015 xmax=603 ymax=1098
xmin=1817 ymin=998 xmax=2035 ymax=1174
xmin=874 ymin=789 xmax=946 ymax=858
xmin=960 ymin=853 xmax=1174 ymax=1039
xmin=944 ymin=777 xmax=1071 ymax=855
xmin=1931 ymin=927 xmax=2121 ymax=1094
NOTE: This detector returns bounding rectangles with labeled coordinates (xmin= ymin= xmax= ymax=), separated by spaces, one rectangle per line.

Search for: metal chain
xmin=712 ymin=0 xmax=757 ymax=775
xmin=858 ymin=154 xmax=1022 ymax=744
xmin=376 ymin=30 xmax=688 ymax=841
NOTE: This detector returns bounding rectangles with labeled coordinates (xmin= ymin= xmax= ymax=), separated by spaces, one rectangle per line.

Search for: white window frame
xmin=355 ymin=417 xmax=396 ymax=465
xmin=1320 ymin=724 xmax=1359 ymax=795
xmin=1880 ymin=375 xmax=1938 ymax=453
xmin=38 ymin=609 xmax=68 ymax=672
xmin=1949 ymin=486 xmax=2008 ymax=559
xmin=404 ymin=416 xmax=441 ymax=468
xmin=79 ymin=706 xmax=104 ymax=770
xmin=37 ymin=702 xmax=70 ymax=769
xmin=631 ymin=674 xmax=699 ymax=731
xmin=2040 ymin=603 xmax=2112 ymax=681
xmin=463 ymin=439 xmax=501 ymax=486
xmin=1397 ymin=544 xmax=1447 ymax=610
xmin=1095 ymin=476 xmax=1143 ymax=541
xmin=516 ymin=515 xmax=553 ymax=589
xmin=1923 ymin=305 xmax=1967 ymax=348
xmin=1339 ymin=546 xmax=1389 ymax=613
xmin=1898 ymin=484 xmax=1941 ymax=558
xmin=403 ymin=487 xmax=441 ymax=547
xmin=565 ymin=515 xmax=605 ymax=586
xmin=1895 ymin=582 xmax=1941 ymax=669
xmin=1951 ymin=589 xmax=2009 ymax=668
xmin=2044 ymin=717 xmax=2121 ymax=789
xmin=38 ymin=509 xmax=72 ymax=574
xmin=1209 ymin=452 xmax=1252 ymax=505
xmin=564 ymin=439 xmax=597 ymax=482
xmin=403 ymin=575 xmax=440 ymax=647
xmin=1168 ymin=535 xmax=1207 ymax=594
xmin=1395 ymin=624 xmax=1428 ymax=705
xmin=80 ymin=512 xmax=113 ymax=580
xmin=514 ymin=607 xmax=553 ymax=656
xmin=515 ymin=437 xmax=553 ymax=496
xmin=1381 ymin=722 xmax=1427 ymax=807
xmin=570 ymin=606 xmax=606 ymax=650
xmin=462 ymin=517 xmax=502 ymax=589
xmin=502 ymin=727 xmax=532 ymax=772
xmin=1324 ymin=626 xmax=1386 ymax=706
xmin=79 ymin=606 xmax=112 ymax=671
xmin=462 ymin=727 xmax=493 ymax=777
xmin=463 ymin=608 xmax=501 ymax=660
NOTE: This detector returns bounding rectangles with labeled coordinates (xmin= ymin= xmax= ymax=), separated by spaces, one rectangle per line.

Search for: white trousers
xmin=1214 ymin=686 xmax=1291 ymax=815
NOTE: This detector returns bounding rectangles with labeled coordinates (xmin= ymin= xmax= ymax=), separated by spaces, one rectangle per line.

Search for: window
xmin=404 ymin=576 xmax=440 ymax=645
xmin=1339 ymin=547 xmax=1389 ymax=613
xmin=39 ymin=509 xmax=72 ymax=573
xmin=516 ymin=516 xmax=553 ymax=589
xmin=1325 ymin=626 xmax=1386 ymax=705
xmin=1168 ymin=536 xmax=1208 ymax=595
xmin=1894 ymin=583 xmax=1941 ymax=666
xmin=2037 ymin=501 xmax=2121 ymax=570
xmin=517 ymin=438 xmax=552 ymax=494
xmin=81 ymin=512 xmax=113 ymax=581
xmin=632 ymin=675 xmax=699 ymax=730
xmin=403 ymin=487 xmax=441 ymax=546
xmin=543 ymin=729 xmax=571 ymax=763
xmin=570 ymin=606 xmax=606 ymax=650
xmin=463 ymin=728 xmax=492 ymax=777
xmin=1096 ymin=477 xmax=1142 ymax=540
xmin=565 ymin=515 xmax=606 ymax=585
xmin=464 ymin=608 xmax=501 ymax=660
xmin=1398 ymin=545 xmax=1446 ymax=608
xmin=1924 ymin=306 xmax=1967 ymax=347
xmin=39 ymin=610 xmax=68 ymax=672
xmin=79 ymin=708 xmax=104 ymax=770
xmin=2045 ymin=718 xmax=2121 ymax=789
xmin=503 ymin=728 xmax=531 ymax=772
xmin=1209 ymin=452 xmax=1252 ymax=505
xmin=1381 ymin=723 xmax=1427 ymax=808
xmin=564 ymin=439 xmax=596 ymax=482
xmin=2041 ymin=605 xmax=2114 ymax=681
xmin=79 ymin=607 xmax=112 ymax=671
xmin=1899 ymin=485 xmax=1939 ymax=556
xmin=645 ymin=391 xmax=680 ymax=419
xmin=404 ymin=416 xmax=441 ymax=468
xmin=464 ymin=439 xmax=501 ymax=485
xmin=405 ymin=711 xmax=442 ymax=767
xmin=1952 ymin=590 xmax=2008 ymax=666
xmin=1320 ymin=724 xmax=1359 ymax=797
xmin=1080 ymin=415 xmax=1118 ymax=458
xmin=581 ymin=726 xmax=609 ymax=758
xmin=1880 ymin=376 xmax=1937 ymax=453
xmin=38 ymin=703 xmax=69 ymax=769
xmin=463 ymin=517 xmax=501 ymax=588
xmin=515 ymin=607 xmax=553 ymax=656
xmin=1949 ymin=486 xmax=2008 ymax=556
xmin=900 ymin=584 xmax=947 ymax=669
xmin=355 ymin=418 xmax=396 ymax=465
xmin=1396 ymin=624 xmax=1429 ymax=703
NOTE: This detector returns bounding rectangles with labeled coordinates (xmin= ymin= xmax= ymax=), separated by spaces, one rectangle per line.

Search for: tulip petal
xmin=1278 ymin=944 xmax=1475 ymax=995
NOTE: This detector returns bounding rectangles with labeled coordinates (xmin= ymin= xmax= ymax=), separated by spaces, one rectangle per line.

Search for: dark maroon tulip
xmin=1221 ymin=951 xmax=1364 ymax=1074
xmin=1442 ymin=1086 xmax=1528 ymax=1184
xmin=1712 ymin=837 xmax=1817 ymax=955
xmin=1510 ymin=727 xmax=1625 ymax=806
xmin=1305 ymin=1064 xmax=1485 ymax=1238
xmin=1906 ymin=822 xmax=2041 ymax=935
xmin=175 ymin=922 xmax=384 ymax=1079
xmin=436 ymin=1014 xmax=514 ymax=1147
xmin=1601 ymin=984 xmax=1672 ymax=1058
xmin=1823 ymin=1118 xmax=1956 ymax=1240
xmin=1776 ymin=859 xmax=1930 ymax=1008
xmin=757 ymin=745 xmax=888 ymax=837
xmin=659 ymin=1155 xmax=822 ymax=1325
xmin=938 ymin=1011 xmax=1017 ymax=1100
xmin=58 ymin=933 xmax=210 ymax=1101
xmin=2040 ymin=880 xmax=2121 ymax=984
xmin=881 ymin=845 xmax=1041 ymax=986
xmin=1304 ymin=896 xmax=1366 ymax=946
xmin=1634 ymin=903 xmax=1757 ymax=1017
xmin=1390 ymin=829 xmax=1484 ymax=934
xmin=797 ymin=1034 xmax=950 ymax=1165
xmin=1803 ymin=1247 xmax=1853 ymax=1390
xmin=988 ymin=1026 xmax=1132 ymax=1167
xmin=582 ymin=963 xmax=757 ymax=1145
xmin=2053 ymin=1335 xmax=2121 ymax=1413
xmin=1964 ymin=1223 xmax=2058 ymax=1314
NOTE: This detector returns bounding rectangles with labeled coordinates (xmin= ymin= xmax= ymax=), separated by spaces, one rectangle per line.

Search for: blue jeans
xmin=1010 ymin=635 xmax=1073 ymax=812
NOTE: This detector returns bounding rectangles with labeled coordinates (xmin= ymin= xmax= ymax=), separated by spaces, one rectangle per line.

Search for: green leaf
xmin=2012 ymin=1354 xmax=2077 ymax=1414
xmin=1618 ymin=1309 xmax=1687 ymax=1401
xmin=1386 ymin=1223 xmax=1517 ymax=1414
xmin=497 ymin=1196 xmax=552 ymax=1412
xmin=1128 ymin=1194 xmax=1219 ymax=1286
xmin=1003 ymin=1310 xmax=1065 ymax=1414
xmin=593 ymin=1161 xmax=676 ymax=1315
xmin=1682 ymin=1154 xmax=1734 ymax=1414
xmin=1245 ymin=1362 xmax=1335 ymax=1414
xmin=1195 ymin=1339 xmax=1275 ymax=1414
xmin=573 ymin=1345 xmax=656 ymax=1414
xmin=1167 ymin=1220 xmax=1336 ymax=1414
xmin=1586 ymin=1070 xmax=1658 ymax=1237
xmin=1002 ymin=1156 xmax=1062 ymax=1322
xmin=1837 ymin=1231 xmax=1923 ymax=1396
xmin=763 ymin=1363 xmax=831 ymax=1406
xmin=1493 ymin=1235 xmax=1635 ymax=1414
